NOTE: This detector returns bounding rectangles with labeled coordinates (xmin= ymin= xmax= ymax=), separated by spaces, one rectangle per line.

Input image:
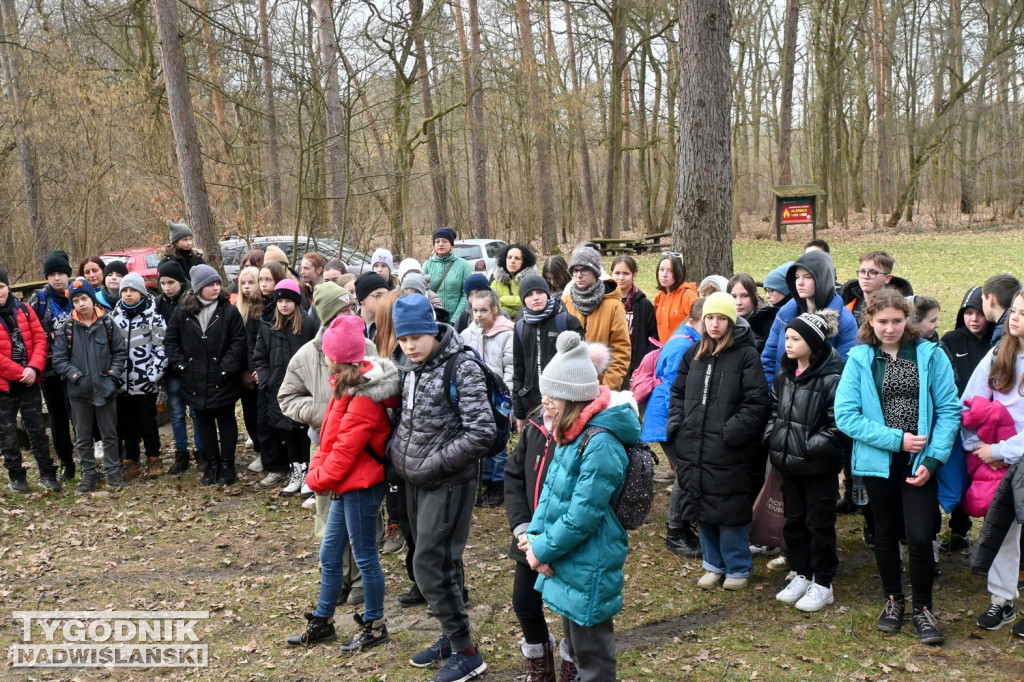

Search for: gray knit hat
xmin=189 ymin=264 xmax=221 ymax=292
xmin=402 ymin=273 xmax=427 ymax=295
xmin=168 ymin=220 xmax=194 ymax=244
xmin=118 ymin=272 xmax=148 ymax=295
xmin=569 ymin=245 xmax=602 ymax=277
xmin=540 ymin=331 xmax=600 ymax=402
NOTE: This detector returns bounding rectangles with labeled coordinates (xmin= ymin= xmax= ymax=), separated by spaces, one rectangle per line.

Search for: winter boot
xmin=106 ymin=468 xmax=131 ymax=489
xmin=281 ymin=462 xmax=306 ymax=496
xmin=147 ymin=456 xmax=164 ymax=478
xmin=57 ymin=460 xmax=75 ymax=482
xmin=666 ymin=523 xmax=702 ymax=558
xmin=338 ymin=614 xmax=389 ymax=653
xmin=122 ymin=459 xmax=144 ymax=480
xmin=193 ymin=449 xmax=206 ymax=469
xmin=39 ymin=468 xmax=62 ymax=493
xmin=201 ymin=458 xmax=220 ymax=486
xmin=8 ymin=473 xmax=29 ymax=494
xmin=521 ymin=636 xmax=556 ymax=682
xmin=217 ymin=454 xmax=237 ymax=486
xmin=557 ymin=638 xmax=579 ymax=682
xmin=483 ymin=479 xmax=505 ymax=508
xmin=76 ymin=472 xmax=99 ymax=494
xmin=167 ymin=450 xmax=191 ymax=476
xmin=286 ymin=613 xmax=336 ymax=646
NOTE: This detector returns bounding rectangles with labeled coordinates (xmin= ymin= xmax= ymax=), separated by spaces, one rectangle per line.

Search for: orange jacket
xmin=563 ymin=281 xmax=631 ymax=390
xmin=654 ymin=282 xmax=698 ymax=344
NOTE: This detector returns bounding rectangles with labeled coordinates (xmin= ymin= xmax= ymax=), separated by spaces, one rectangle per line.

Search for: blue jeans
xmin=482 ymin=449 xmax=508 ymax=482
xmin=698 ymin=523 xmax=753 ymax=579
xmin=314 ymin=483 xmax=387 ymax=621
xmin=165 ymin=376 xmax=202 ymax=451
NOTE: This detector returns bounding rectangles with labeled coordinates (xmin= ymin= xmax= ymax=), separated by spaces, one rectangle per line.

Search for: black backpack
xmin=443 ymin=346 xmax=512 ymax=459
xmin=577 ymin=425 xmax=659 ymax=530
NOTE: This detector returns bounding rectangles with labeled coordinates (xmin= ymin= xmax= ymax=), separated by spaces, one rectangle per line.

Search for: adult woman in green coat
xmin=421 ymin=227 xmax=472 ymax=319
xmin=525 ymin=331 xmax=640 ymax=682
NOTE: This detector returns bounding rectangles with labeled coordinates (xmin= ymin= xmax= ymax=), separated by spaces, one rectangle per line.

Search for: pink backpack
xmin=629 ymin=339 xmax=662 ymax=405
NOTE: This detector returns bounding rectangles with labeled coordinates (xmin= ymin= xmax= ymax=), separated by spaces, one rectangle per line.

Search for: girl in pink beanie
xmin=289 ymin=313 xmax=402 ymax=653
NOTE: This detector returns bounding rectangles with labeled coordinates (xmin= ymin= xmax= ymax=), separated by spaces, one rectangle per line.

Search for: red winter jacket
xmin=0 ymin=303 xmax=48 ymax=392
xmin=306 ymin=358 xmax=401 ymax=496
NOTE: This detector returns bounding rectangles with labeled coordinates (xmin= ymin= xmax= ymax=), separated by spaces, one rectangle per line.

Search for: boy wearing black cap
xmin=52 ymin=278 xmax=129 ymax=493
xmin=355 ymin=272 xmax=390 ymax=341
xmin=29 ymin=250 xmax=76 ymax=480
xmin=97 ymin=260 xmax=128 ymax=312
xmin=0 ymin=266 xmax=59 ymax=493
xmin=422 ymin=227 xmax=471 ymax=320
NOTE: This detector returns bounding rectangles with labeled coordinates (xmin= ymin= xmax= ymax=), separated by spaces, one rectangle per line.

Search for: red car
xmin=100 ymin=246 xmax=163 ymax=292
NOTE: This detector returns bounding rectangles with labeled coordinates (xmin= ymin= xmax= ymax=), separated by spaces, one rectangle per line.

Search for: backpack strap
xmin=364 ymin=443 xmax=386 ymax=466
xmin=516 ymin=311 xmax=567 ymax=345
xmin=515 ymin=318 xmax=525 ymax=345
xmin=576 ymin=425 xmax=610 ymax=454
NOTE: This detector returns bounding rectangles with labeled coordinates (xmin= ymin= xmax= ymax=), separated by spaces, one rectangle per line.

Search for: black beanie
xmin=355 ymin=272 xmax=390 ymax=302
xmin=0 ymin=266 xmax=8 ymax=287
xmin=157 ymin=260 xmax=188 ymax=284
xmin=42 ymin=250 xmax=73 ymax=277
xmin=103 ymin=261 xmax=129 ymax=278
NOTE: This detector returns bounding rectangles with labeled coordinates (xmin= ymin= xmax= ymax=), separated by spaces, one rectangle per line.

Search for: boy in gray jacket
xmin=52 ymin=278 xmax=128 ymax=492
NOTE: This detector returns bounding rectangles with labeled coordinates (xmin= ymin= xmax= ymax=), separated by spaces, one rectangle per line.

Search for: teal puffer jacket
xmin=835 ymin=340 xmax=961 ymax=478
xmin=527 ymin=389 xmax=641 ymax=626
xmin=422 ymin=253 xmax=471 ymax=319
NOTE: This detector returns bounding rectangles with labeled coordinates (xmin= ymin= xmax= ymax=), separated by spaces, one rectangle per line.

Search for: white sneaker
xmin=244 ymin=436 xmax=254 ymax=449
xmin=750 ymin=544 xmax=781 ymax=556
xmin=776 ymin=574 xmax=811 ymax=604
xmin=95 ymin=443 xmax=104 ymax=460
xmin=281 ymin=462 xmax=306 ymax=496
xmin=300 ymin=478 xmax=313 ymax=497
xmin=301 ymin=495 xmax=317 ymax=509
xmin=260 ymin=471 xmax=287 ymax=486
xmin=247 ymin=456 xmax=264 ymax=473
xmin=795 ymin=582 xmax=834 ymax=612
xmin=697 ymin=572 xmax=724 ymax=590
xmin=767 ymin=555 xmax=791 ymax=571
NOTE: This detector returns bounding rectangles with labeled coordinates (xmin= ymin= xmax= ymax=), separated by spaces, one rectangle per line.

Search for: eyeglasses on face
xmin=570 ymin=267 xmax=590 ymax=275
xmin=856 ymin=269 xmax=890 ymax=279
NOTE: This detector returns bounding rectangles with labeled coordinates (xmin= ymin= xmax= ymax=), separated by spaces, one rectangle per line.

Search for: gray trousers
xmin=69 ymin=399 xmax=119 ymax=476
xmin=561 ymin=616 xmax=616 ymax=682
xmin=407 ymin=479 xmax=476 ymax=651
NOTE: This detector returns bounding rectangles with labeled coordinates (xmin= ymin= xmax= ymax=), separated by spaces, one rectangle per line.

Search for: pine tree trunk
xmin=151 ymin=0 xmax=220 ymax=270
xmin=673 ymin=0 xmax=733 ymax=280
xmin=259 ymin=0 xmax=284 ymax=230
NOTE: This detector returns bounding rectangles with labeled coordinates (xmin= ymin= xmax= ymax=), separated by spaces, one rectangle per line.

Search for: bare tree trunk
xmin=412 ymin=0 xmax=449 ymax=228
xmin=0 ymin=0 xmax=48 ymax=264
xmin=315 ymin=0 xmax=347 ymax=241
xmin=603 ymin=0 xmax=626 ymax=238
xmin=674 ymin=0 xmax=733 ymax=279
xmin=777 ymin=0 xmax=799 ymax=185
xmin=259 ymin=0 xmax=284 ymax=230
xmin=515 ymin=0 xmax=557 ymax=250
xmin=564 ymin=0 xmax=598 ymax=236
xmin=151 ymin=0 xmax=220 ymax=270
xmin=621 ymin=65 xmax=632 ymax=235
xmin=451 ymin=0 xmax=488 ymax=236
xmin=870 ymin=0 xmax=891 ymax=213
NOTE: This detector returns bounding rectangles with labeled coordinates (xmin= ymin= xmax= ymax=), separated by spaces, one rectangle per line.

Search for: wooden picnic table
xmin=590 ymin=231 xmax=672 ymax=256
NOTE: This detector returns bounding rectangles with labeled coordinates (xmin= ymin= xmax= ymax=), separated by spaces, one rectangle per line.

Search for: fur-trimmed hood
xmin=494 ymin=263 xmax=539 ymax=286
xmin=340 ymin=356 xmax=401 ymax=403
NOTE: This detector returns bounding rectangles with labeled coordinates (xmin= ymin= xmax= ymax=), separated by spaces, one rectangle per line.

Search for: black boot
xmin=666 ymin=523 xmax=702 ymax=558
xmin=201 ymin=458 xmax=219 ymax=486
xmin=338 ymin=614 xmax=388 ymax=653
xmin=217 ymin=454 xmax=237 ymax=486
xmin=168 ymin=450 xmax=191 ymax=476
xmin=482 ymin=479 xmax=505 ymax=508
xmin=193 ymin=449 xmax=206 ymax=469
xmin=286 ymin=613 xmax=336 ymax=646
xmin=8 ymin=473 xmax=29 ymax=494
xmin=39 ymin=467 xmax=62 ymax=493
xmin=57 ymin=460 xmax=75 ymax=482
xmin=76 ymin=472 xmax=98 ymax=494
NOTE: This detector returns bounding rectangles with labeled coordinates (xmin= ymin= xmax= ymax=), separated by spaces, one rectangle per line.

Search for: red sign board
xmin=781 ymin=202 xmax=813 ymax=224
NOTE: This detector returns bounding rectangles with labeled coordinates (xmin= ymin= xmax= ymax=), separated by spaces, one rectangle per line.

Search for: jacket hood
xmin=602 ymin=280 xmax=619 ymax=298
xmin=586 ymin=396 xmax=642 ymax=446
xmin=956 ymin=285 xmax=986 ymax=330
xmin=732 ymin=315 xmax=754 ymax=344
xmin=787 ymin=250 xmax=837 ymax=310
xmin=483 ymin=315 xmax=515 ymax=337
xmin=392 ymin=323 xmax=461 ymax=373
xmin=781 ymin=344 xmax=844 ymax=382
xmin=344 ymin=356 xmax=401 ymax=402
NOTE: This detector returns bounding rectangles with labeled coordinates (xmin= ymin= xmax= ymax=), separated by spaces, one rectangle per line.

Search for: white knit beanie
xmin=398 ymin=258 xmax=422 ymax=283
xmin=540 ymin=331 xmax=600 ymax=402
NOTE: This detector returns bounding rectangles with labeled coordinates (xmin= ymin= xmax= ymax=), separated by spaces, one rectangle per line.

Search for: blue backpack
xmin=442 ymin=346 xmax=512 ymax=458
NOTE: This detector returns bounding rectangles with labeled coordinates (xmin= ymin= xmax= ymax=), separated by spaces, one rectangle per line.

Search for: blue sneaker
xmin=410 ymin=635 xmax=451 ymax=667
xmin=429 ymin=650 xmax=487 ymax=682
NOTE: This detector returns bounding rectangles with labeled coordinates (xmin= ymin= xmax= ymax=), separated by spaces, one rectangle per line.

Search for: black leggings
xmin=281 ymin=427 xmax=310 ymax=465
xmin=194 ymin=404 xmax=238 ymax=467
xmin=862 ymin=454 xmax=939 ymax=609
xmin=240 ymin=386 xmax=258 ymax=451
xmin=513 ymin=561 xmax=550 ymax=644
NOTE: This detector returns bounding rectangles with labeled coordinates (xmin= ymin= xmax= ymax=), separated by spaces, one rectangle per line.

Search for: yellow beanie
xmin=702 ymin=291 xmax=738 ymax=324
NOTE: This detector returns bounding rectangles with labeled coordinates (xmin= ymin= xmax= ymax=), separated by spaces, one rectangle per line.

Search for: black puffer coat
xmin=764 ymin=347 xmax=847 ymax=477
xmin=747 ymin=303 xmax=779 ymax=355
xmin=164 ymin=292 xmax=247 ymax=411
xmin=666 ymin=317 xmax=769 ymax=525
xmin=504 ymin=408 xmax=556 ymax=564
xmin=972 ymin=461 xmax=1024 ymax=574
xmin=253 ymin=315 xmax=318 ymax=429
xmin=388 ymin=324 xmax=497 ymax=489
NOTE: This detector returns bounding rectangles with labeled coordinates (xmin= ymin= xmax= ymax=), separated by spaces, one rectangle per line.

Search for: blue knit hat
xmin=432 ymin=227 xmax=457 ymax=245
xmin=763 ymin=261 xmax=793 ymax=296
xmin=463 ymin=273 xmax=490 ymax=295
xmin=68 ymin=277 xmax=98 ymax=306
xmin=393 ymin=294 xmax=439 ymax=339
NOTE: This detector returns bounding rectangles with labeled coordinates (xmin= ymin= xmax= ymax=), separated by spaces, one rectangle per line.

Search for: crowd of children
xmin=4 ymin=225 xmax=1024 ymax=682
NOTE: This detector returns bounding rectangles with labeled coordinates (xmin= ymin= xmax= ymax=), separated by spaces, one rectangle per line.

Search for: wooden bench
xmin=591 ymin=231 xmax=672 ymax=256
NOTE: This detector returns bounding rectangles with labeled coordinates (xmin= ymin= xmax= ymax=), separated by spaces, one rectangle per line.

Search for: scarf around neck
xmin=570 ymin=280 xmax=605 ymax=317
xmin=522 ymin=297 xmax=556 ymax=325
